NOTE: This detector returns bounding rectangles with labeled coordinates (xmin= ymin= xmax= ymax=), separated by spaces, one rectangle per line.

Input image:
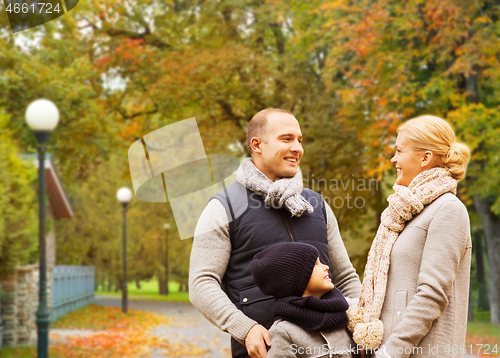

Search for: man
xmin=189 ymin=108 xmax=361 ymax=358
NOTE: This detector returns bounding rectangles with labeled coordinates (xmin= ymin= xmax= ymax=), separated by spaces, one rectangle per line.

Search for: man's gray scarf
xmin=236 ymin=158 xmax=314 ymax=217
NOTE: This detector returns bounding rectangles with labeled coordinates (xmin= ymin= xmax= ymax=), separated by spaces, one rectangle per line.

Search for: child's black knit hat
xmin=251 ymin=242 xmax=320 ymax=298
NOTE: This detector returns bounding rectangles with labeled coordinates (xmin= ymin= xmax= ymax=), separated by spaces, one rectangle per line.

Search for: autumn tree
xmin=320 ymin=0 xmax=500 ymax=324
xmin=0 ymin=109 xmax=38 ymax=279
xmin=0 ymin=0 xmax=462 ymax=290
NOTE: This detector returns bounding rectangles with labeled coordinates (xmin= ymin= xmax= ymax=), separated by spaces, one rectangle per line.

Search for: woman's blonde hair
xmin=398 ymin=115 xmax=470 ymax=181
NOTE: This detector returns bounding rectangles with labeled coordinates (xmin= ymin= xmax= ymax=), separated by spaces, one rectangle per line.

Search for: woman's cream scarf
xmin=348 ymin=168 xmax=457 ymax=349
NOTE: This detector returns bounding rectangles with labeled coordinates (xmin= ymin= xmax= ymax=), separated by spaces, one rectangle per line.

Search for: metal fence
xmin=51 ymin=266 xmax=95 ymax=322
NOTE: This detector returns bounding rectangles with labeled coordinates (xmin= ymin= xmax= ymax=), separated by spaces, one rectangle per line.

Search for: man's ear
xmin=421 ymin=150 xmax=434 ymax=168
xmin=251 ymin=137 xmax=262 ymax=154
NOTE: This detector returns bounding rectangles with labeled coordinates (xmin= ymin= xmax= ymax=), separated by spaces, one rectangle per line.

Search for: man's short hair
xmin=246 ymin=108 xmax=293 ymax=155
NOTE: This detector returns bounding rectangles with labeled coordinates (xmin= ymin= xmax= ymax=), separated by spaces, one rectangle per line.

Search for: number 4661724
xmin=5 ymin=2 xmax=62 ymax=14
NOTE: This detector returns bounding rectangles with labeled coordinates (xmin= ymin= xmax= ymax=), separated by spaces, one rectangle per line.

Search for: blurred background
xmin=0 ymin=0 xmax=499 ymax=356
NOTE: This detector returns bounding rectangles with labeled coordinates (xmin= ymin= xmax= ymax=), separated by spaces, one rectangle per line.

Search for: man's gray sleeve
xmin=324 ymin=200 xmax=362 ymax=300
xmin=189 ymin=198 xmax=257 ymax=345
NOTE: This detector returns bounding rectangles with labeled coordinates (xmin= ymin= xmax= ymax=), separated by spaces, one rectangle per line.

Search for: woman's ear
xmin=421 ymin=150 xmax=434 ymax=168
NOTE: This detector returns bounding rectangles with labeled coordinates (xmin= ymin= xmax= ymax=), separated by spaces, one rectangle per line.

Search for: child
xmin=251 ymin=242 xmax=358 ymax=358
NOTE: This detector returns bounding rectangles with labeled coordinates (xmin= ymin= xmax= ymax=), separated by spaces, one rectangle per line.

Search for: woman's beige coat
xmin=380 ymin=193 xmax=472 ymax=358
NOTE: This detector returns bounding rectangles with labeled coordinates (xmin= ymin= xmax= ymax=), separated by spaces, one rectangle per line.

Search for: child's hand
xmin=345 ymin=297 xmax=359 ymax=307
xmin=374 ymin=345 xmax=393 ymax=358
xmin=375 ymin=352 xmax=394 ymax=358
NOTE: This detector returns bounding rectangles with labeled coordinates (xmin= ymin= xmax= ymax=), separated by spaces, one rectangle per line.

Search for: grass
xmin=0 ymin=347 xmax=66 ymax=358
xmin=466 ymin=323 xmax=500 ymax=357
xmin=474 ymin=310 xmax=493 ymax=323
xmin=95 ymin=279 xmax=189 ymax=302
xmin=467 ymin=321 xmax=500 ymax=338
xmin=0 ymin=347 xmax=37 ymax=358
xmin=466 ymin=310 xmax=500 ymax=357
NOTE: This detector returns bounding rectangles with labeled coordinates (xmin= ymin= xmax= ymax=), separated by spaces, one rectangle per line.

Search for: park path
xmin=95 ymin=296 xmax=232 ymax=358
xmin=94 ymin=296 xmax=481 ymax=358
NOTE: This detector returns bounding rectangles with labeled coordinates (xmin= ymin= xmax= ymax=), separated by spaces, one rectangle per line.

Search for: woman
xmin=348 ymin=115 xmax=471 ymax=358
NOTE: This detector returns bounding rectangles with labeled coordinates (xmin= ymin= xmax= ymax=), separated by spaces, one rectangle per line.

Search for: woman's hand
xmin=374 ymin=345 xmax=393 ymax=358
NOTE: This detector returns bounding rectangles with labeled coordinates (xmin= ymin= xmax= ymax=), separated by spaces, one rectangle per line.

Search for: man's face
xmin=253 ymin=112 xmax=304 ymax=182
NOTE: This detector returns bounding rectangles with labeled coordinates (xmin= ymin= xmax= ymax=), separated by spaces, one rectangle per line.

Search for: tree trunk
xmin=95 ymin=270 xmax=100 ymax=292
xmin=158 ymin=274 xmax=168 ymax=295
xmin=465 ymin=62 xmax=500 ymax=323
xmin=135 ymin=280 xmax=142 ymax=289
xmin=475 ymin=230 xmax=490 ymax=311
xmin=474 ymin=196 xmax=500 ymax=324
xmin=468 ymin=278 xmax=474 ymax=321
xmin=165 ymin=236 xmax=169 ymax=295
xmin=99 ymin=272 xmax=105 ymax=292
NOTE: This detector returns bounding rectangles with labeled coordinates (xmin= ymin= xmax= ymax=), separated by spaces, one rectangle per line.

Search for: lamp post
xmin=26 ymin=99 xmax=59 ymax=358
xmin=117 ymin=187 xmax=132 ymax=313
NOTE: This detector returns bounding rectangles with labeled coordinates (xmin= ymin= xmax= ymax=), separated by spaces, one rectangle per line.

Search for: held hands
xmin=245 ymin=324 xmax=272 ymax=358
xmin=374 ymin=352 xmax=394 ymax=358
xmin=359 ymin=345 xmax=393 ymax=358
xmin=374 ymin=345 xmax=393 ymax=358
xmin=345 ymin=297 xmax=359 ymax=307
xmin=374 ymin=353 xmax=394 ymax=358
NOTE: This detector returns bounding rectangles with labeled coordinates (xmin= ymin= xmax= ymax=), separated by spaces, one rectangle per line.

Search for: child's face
xmin=302 ymin=258 xmax=335 ymax=298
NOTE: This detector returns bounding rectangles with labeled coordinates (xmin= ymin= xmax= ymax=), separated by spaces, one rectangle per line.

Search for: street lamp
xmin=26 ymin=99 xmax=59 ymax=358
xmin=117 ymin=187 xmax=132 ymax=313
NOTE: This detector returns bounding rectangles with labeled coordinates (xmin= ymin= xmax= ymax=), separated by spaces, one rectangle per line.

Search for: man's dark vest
xmin=210 ymin=181 xmax=329 ymax=357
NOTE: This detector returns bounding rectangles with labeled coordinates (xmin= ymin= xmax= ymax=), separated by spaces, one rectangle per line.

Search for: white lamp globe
xmin=26 ymin=99 xmax=60 ymax=131
xmin=117 ymin=187 xmax=133 ymax=203
xmin=163 ymin=223 xmax=171 ymax=230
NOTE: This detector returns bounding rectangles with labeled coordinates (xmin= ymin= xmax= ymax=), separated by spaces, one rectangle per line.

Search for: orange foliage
xmin=50 ymin=305 xmax=209 ymax=358
xmin=466 ymin=334 xmax=500 ymax=357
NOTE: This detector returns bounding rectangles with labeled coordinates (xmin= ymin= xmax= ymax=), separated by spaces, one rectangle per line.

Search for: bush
xmin=0 ymin=109 xmax=38 ymax=279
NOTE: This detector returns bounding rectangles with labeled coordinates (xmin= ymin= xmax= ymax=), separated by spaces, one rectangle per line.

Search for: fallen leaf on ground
xmin=50 ymin=305 xmax=210 ymax=358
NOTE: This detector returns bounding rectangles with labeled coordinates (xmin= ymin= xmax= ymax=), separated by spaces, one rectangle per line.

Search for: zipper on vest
xmin=281 ymin=211 xmax=295 ymax=242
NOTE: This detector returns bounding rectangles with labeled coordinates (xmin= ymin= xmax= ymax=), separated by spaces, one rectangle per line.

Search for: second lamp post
xmin=117 ymin=187 xmax=132 ymax=313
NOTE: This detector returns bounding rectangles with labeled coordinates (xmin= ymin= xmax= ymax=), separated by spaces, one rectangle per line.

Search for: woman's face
xmin=391 ymin=132 xmax=427 ymax=186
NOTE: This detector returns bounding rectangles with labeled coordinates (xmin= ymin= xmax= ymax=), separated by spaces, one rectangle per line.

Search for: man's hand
xmin=245 ymin=324 xmax=271 ymax=358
